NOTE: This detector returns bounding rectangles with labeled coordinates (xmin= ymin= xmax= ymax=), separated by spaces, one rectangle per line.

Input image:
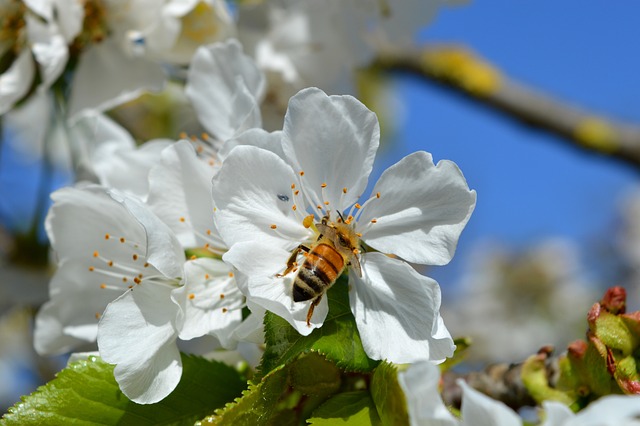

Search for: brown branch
xmin=374 ymin=45 xmax=640 ymax=168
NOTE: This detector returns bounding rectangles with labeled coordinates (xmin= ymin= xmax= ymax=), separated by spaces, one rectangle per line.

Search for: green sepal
xmin=1 ymin=354 xmax=246 ymax=426
xmin=259 ymin=276 xmax=379 ymax=379
xmin=308 ymin=391 xmax=382 ymax=425
xmin=370 ymin=361 xmax=409 ymax=426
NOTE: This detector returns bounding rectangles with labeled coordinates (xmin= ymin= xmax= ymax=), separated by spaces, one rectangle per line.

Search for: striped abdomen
xmin=293 ymin=243 xmax=345 ymax=302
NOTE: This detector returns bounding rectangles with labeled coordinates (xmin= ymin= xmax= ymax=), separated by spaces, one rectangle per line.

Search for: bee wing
xmin=349 ymin=254 xmax=363 ymax=278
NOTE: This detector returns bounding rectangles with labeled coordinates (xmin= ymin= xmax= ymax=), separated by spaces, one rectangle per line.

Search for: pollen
xmin=270 ymin=224 xmax=277 ymax=229
xmin=100 ymin=283 xmax=107 ymax=289
xmin=105 ymin=233 xmax=110 ymax=240
xmin=303 ymin=215 xmax=314 ymax=228
xmin=132 ymin=254 xmax=138 ymax=261
xmin=93 ymin=251 xmax=99 ymax=258
xmin=179 ymin=217 xmax=186 ymax=223
xmin=88 ymin=266 xmax=95 ymax=272
xmin=119 ymin=237 xmax=125 ymax=243
xmin=371 ymin=218 xmax=378 ymax=223
xmin=353 ymin=248 xmax=360 ymax=255
xmin=343 ymin=187 xmax=348 ymax=194
xmin=188 ymin=293 xmax=195 ymax=300
xmin=321 ymin=182 xmax=327 ymax=188
xmin=228 ymin=272 xmax=234 ymax=278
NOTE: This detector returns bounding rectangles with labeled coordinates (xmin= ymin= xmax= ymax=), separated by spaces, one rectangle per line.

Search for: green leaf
xmin=260 ymin=276 xmax=379 ymax=378
xmin=2 ymin=354 xmax=245 ymax=426
xmin=205 ymin=353 xmax=346 ymax=425
xmin=201 ymin=364 xmax=293 ymax=425
xmin=370 ymin=362 xmax=409 ymax=426
xmin=308 ymin=391 xmax=382 ymax=425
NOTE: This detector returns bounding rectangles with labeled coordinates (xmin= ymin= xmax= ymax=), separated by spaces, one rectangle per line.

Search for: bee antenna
xmin=337 ymin=211 xmax=345 ymax=222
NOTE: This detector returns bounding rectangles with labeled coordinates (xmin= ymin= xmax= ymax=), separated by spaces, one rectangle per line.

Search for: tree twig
xmin=375 ymin=45 xmax=640 ymax=168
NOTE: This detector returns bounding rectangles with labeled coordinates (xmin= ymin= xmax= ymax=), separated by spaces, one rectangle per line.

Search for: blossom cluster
xmin=10 ymin=0 xmax=640 ymax=423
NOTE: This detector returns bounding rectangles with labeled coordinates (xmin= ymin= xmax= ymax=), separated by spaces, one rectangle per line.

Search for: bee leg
xmin=276 ymin=245 xmax=310 ymax=277
xmin=306 ymin=295 xmax=323 ymax=326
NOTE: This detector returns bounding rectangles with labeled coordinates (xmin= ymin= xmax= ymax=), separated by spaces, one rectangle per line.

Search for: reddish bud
xmin=601 ymin=286 xmax=626 ymax=314
xmin=568 ymin=340 xmax=587 ymax=359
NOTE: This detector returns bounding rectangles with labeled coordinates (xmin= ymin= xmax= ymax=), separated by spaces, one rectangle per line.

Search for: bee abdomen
xmin=292 ymin=243 xmax=344 ymax=302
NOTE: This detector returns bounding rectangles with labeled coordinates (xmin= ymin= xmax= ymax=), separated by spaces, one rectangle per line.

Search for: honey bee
xmin=278 ymin=214 xmax=362 ymax=326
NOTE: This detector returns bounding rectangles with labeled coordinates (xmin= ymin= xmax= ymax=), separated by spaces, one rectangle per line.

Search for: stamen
xmin=343 ymin=187 xmax=348 ymax=194
xmin=119 ymin=237 xmax=125 ymax=243
xmin=201 ymin=132 xmax=210 ymax=141
xmin=188 ymin=293 xmax=195 ymax=300
xmin=303 ymin=215 xmax=315 ymax=228
xmin=270 ymin=224 xmax=277 ymax=229
xmin=179 ymin=131 xmax=188 ymax=139
xmin=132 ymin=254 xmax=138 ymax=261
xmin=93 ymin=251 xmax=99 ymax=258
xmin=205 ymin=274 xmax=210 ymax=279
xmin=220 ymin=294 xmax=225 ymax=299
xmin=100 ymin=284 xmax=107 ymax=289
xmin=179 ymin=217 xmax=186 ymax=223
xmin=222 ymin=308 xmax=228 ymax=313
xmin=354 ymin=191 xmax=382 ymax=222
xmin=105 ymin=233 xmax=110 ymax=240
xmin=95 ymin=312 xmax=101 ymax=319
xmin=321 ymin=182 xmax=327 ymax=188
xmin=89 ymin=266 xmax=95 ymax=272
xmin=299 ymin=171 xmax=305 ymax=176
xmin=228 ymin=272 xmax=234 ymax=278
xmin=371 ymin=219 xmax=378 ymax=223
xmin=292 ymin=205 xmax=297 ymax=211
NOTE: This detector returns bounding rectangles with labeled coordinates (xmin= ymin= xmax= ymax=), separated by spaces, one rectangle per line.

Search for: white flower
xmin=35 ymin=184 xmax=246 ymax=403
xmin=400 ymin=361 xmax=640 ymax=426
xmin=186 ymin=38 xmax=266 ymax=142
xmin=212 ymin=87 xmax=476 ymax=363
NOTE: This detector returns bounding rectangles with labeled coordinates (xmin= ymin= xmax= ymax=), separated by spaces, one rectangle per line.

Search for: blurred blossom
xmin=442 ymin=239 xmax=595 ymax=362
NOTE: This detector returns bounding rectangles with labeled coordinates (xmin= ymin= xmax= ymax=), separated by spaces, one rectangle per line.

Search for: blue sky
xmin=371 ymin=1 xmax=640 ymax=288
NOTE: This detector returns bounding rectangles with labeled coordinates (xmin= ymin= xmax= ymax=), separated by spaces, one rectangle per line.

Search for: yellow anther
xmin=93 ymin=251 xmax=99 ymax=258
xmin=343 ymin=187 xmax=348 ymax=194
xmin=291 ymin=183 xmax=296 ymax=189
xmin=206 ymin=229 xmax=212 ymax=235
xmin=222 ymin=308 xmax=228 ymax=313
xmin=355 ymin=203 xmax=362 ymax=209
xmin=371 ymin=218 xmax=378 ymax=223
xmin=321 ymin=183 xmax=327 ymax=188
xmin=119 ymin=237 xmax=125 ymax=243
xmin=205 ymin=274 xmax=210 ymax=279
xmin=100 ymin=283 xmax=107 ymax=289
xmin=188 ymin=293 xmax=195 ymax=300
xmin=294 ymin=190 xmax=300 ymax=196
xmin=303 ymin=215 xmax=315 ymax=228
xmin=376 ymin=192 xmax=381 ymax=198
xmin=201 ymin=132 xmax=209 ymax=140
xmin=292 ymin=205 xmax=297 ymax=211
xmin=179 ymin=217 xmax=186 ymax=223
xmin=220 ymin=293 xmax=225 ymax=299
xmin=88 ymin=266 xmax=95 ymax=272
xmin=179 ymin=131 xmax=188 ymax=139
xmin=190 ymin=255 xmax=197 ymax=260
xmin=356 ymin=233 xmax=362 ymax=237
xmin=134 ymin=277 xmax=141 ymax=284
xmin=108 ymin=261 xmax=114 ymax=267
xmin=95 ymin=312 xmax=101 ymax=319
xmin=228 ymin=272 xmax=234 ymax=278
xmin=132 ymin=254 xmax=138 ymax=261
xmin=105 ymin=233 xmax=110 ymax=240
xmin=299 ymin=171 xmax=305 ymax=176
xmin=270 ymin=224 xmax=277 ymax=229
xmin=122 ymin=277 xmax=128 ymax=283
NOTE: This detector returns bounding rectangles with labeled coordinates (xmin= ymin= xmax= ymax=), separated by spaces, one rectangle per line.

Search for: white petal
xmin=52 ymin=0 xmax=84 ymax=42
xmin=108 ymin=190 xmax=186 ymax=279
xmin=358 ymin=151 xmax=476 ymax=265
xmin=0 ymin=48 xmax=35 ymax=115
xmin=98 ymin=284 xmax=182 ymax=404
xmin=174 ymin=258 xmax=243 ymax=347
xmin=223 ymin=241 xmax=328 ymax=335
xmin=212 ymin=145 xmax=312 ymax=249
xmin=186 ymin=38 xmax=265 ymax=140
xmin=562 ymin=395 xmax=640 ymax=426
xmin=398 ymin=362 xmax=459 ymax=426
xmin=26 ymin=15 xmax=68 ymax=89
xmin=458 ymin=380 xmax=522 ymax=426
xmin=68 ymin=39 xmax=165 ymax=121
xmin=219 ymin=129 xmax=286 ymax=163
xmin=2 ymin=92 xmax=50 ymax=162
xmin=540 ymin=401 xmax=574 ymax=426
xmin=281 ymin=87 xmax=380 ymax=210
xmin=93 ymin=139 xmax=171 ymax=200
xmin=147 ymin=141 xmax=222 ymax=248
xmin=349 ymin=253 xmax=454 ymax=363
xmin=46 ymin=185 xmax=147 ymax=265
xmin=34 ymin=260 xmax=124 ymax=355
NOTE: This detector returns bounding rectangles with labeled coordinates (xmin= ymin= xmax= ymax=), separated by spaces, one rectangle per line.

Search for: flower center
xmin=0 ymin=0 xmax=26 ymax=62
